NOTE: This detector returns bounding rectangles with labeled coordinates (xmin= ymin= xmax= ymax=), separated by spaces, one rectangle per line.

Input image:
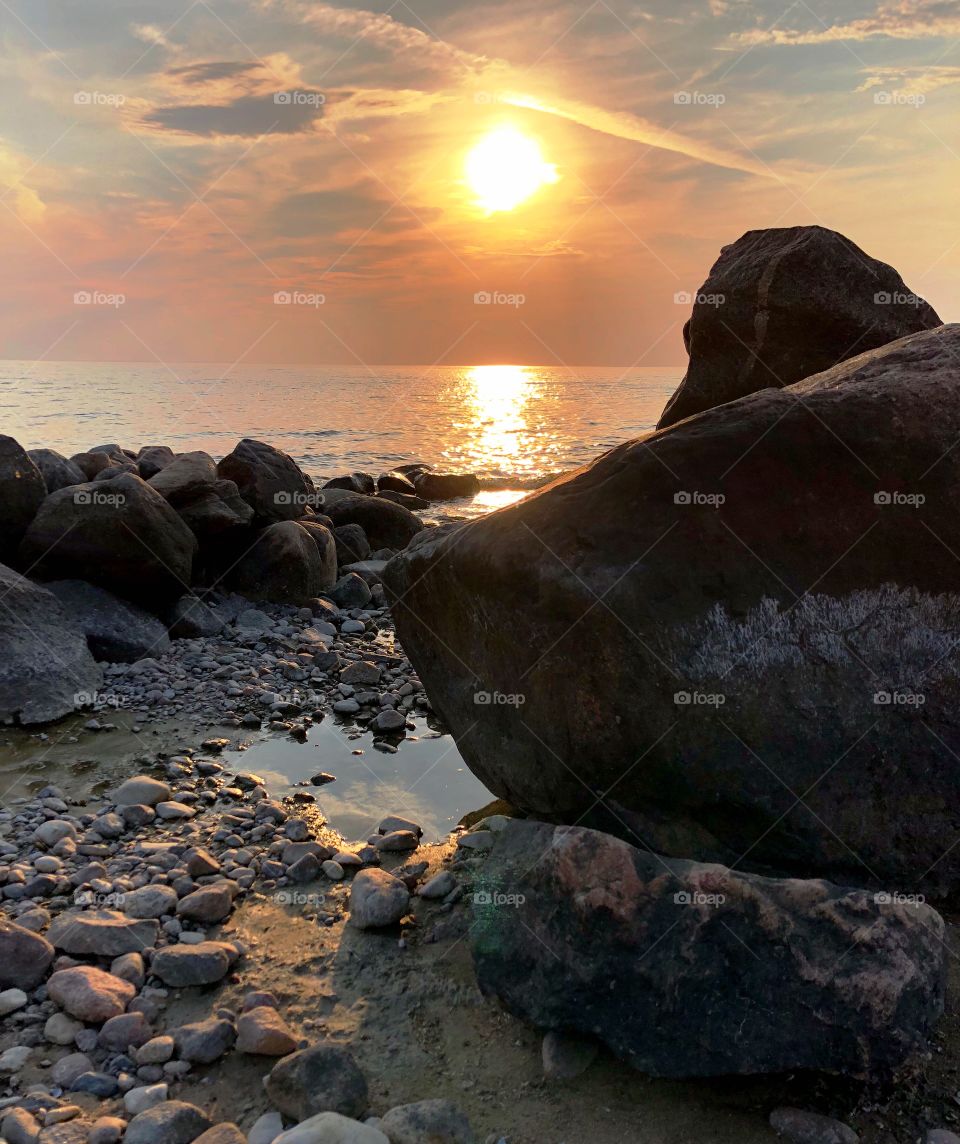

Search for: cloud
xmin=142 ymin=92 xmax=324 ymax=137
xmin=499 ymin=92 xmax=779 ymax=179
xmin=856 ymin=65 xmax=960 ymax=94
xmin=733 ymin=0 xmax=960 ymax=45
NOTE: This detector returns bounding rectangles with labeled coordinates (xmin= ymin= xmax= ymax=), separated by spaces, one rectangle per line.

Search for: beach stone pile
xmin=0 ymin=747 xmax=482 ymax=1144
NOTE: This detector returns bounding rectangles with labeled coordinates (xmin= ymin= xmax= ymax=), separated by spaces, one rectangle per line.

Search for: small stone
xmin=0 ymin=916 xmax=55 ymax=989
xmin=236 ymin=1006 xmax=298 ymax=1056
xmin=321 ymin=861 xmax=345 ymax=881
xmin=456 ymin=831 xmax=495 ymax=852
xmin=348 ymin=869 xmax=409 ymax=929
xmin=273 ymin=1113 xmax=387 ymax=1144
xmin=248 ymin=1112 xmax=283 ymax=1144
xmin=264 ymin=1043 xmax=369 ymax=1122
xmin=339 ymin=661 xmax=381 ymax=686
xmin=48 ymin=909 xmax=159 ymax=957
xmin=418 ymin=871 xmax=456 ymax=899
xmin=115 ymin=776 xmax=171 ymax=807
xmin=0 ymin=1044 xmax=32 ymax=1072
xmin=48 ymin=966 xmax=135 ymax=1022
xmin=4 ymin=1107 xmax=41 ymax=1144
xmin=927 ymin=1133 xmax=960 ymax=1144
xmin=51 ymin=1052 xmax=94 ymax=1088
xmin=87 ymin=1117 xmax=126 ymax=1144
xmin=193 ymin=1128 xmax=247 ymax=1144
xmin=375 ymin=831 xmax=418 ymax=853
xmin=111 ymin=951 xmax=146 ymax=988
xmin=176 ymin=882 xmax=234 ymax=924
xmin=0 ymin=986 xmax=28 ymax=1015
xmin=150 ymin=942 xmax=236 ymax=987
xmin=241 ymin=991 xmax=279 ymax=1012
xmin=69 ymin=1072 xmax=120 ymax=1098
xmin=136 ymin=1035 xmax=175 ymax=1065
xmin=45 ymin=1012 xmax=84 ymax=1045
xmin=379 ymin=1100 xmax=476 ymax=1144
xmin=123 ymin=1102 xmax=211 ymax=1144
xmin=156 ymin=802 xmax=195 ymax=820
xmin=377 ymin=816 xmax=422 ymax=837
xmin=124 ymin=1083 xmax=169 ymax=1116
xmin=98 ymin=1011 xmax=153 ymax=1052
xmin=171 ymin=1017 xmax=236 ymax=1063
xmin=122 ymin=885 xmax=178 ymax=919
xmin=769 ymin=1108 xmax=859 ymax=1144
xmin=370 ymin=709 xmax=405 ymax=734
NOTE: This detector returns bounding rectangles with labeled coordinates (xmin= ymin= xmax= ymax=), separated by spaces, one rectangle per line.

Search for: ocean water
xmin=0 ymin=361 xmax=679 ymax=516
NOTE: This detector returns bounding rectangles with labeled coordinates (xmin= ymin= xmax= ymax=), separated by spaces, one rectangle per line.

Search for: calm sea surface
xmin=0 ymin=362 xmax=679 ymax=516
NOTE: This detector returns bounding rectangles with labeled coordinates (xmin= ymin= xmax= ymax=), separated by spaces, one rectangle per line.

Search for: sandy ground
xmin=3 ymin=723 xmax=959 ymax=1143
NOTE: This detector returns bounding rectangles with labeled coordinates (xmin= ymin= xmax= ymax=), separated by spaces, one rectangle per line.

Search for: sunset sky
xmin=1 ymin=0 xmax=959 ymax=366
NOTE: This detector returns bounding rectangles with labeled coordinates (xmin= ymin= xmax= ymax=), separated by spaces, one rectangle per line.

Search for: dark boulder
xmin=217 ymin=439 xmax=313 ymax=523
xmin=326 ymin=572 xmax=372 ymax=609
xmin=20 ymin=473 xmax=197 ymax=606
xmin=377 ymin=471 xmax=417 ymax=495
xmin=46 ymin=580 xmax=171 ymax=662
xmin=28 ymin=448 xmax=86 ymax=493
xmin=70 ymin=450 xmax=123 ymax=480
xmin=228 ymin=520 xmax=325 ymax=604
xmin=658 ymin=225 xmax=942 ymax=429
xmin=413 ymin=471 xmax=480 ymax=500
xmin=148 ymin=451 xmax=217 ymax=506
xmin=473 ymin=821 xmax=946 ymax=1080
xmin=0 ymin=564 xmax=102 ymax=723
xmin=323 ymin=472 xmax=376 ymax=495
xmin=136 ymin=445 xmax=176 ymax=479
xmin=0 ymin=917 xmax=55 ymax=989
xmin=333 ymin=523 xmax=371 ymax=567
xmin=384 ymin=325 xmax=960 ymax=897
xmin=0 ymin=436 xmax=45 ymax=563
xmin=324 ymin=493 xmax=423 ymax=552
xmin=166 ymin=595 xmax=225 ymax=638
xmin=297 ymin=520 xmax=337 ymax=589
xmin=93 ymin=460 xmax=138 ymax=481
xmin=378 ymin=489 xmax=430 ymax=510
xmin=177 ymin=488 xmax=253 ymax=544
xmin=264 ymin=1043 xmax=368 ymax=1121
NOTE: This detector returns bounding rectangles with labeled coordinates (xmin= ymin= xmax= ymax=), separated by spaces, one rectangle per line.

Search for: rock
xmin=379 ymin=1100 xmax=475 ymax=1144
xmin=137 ymin=444 xmax=176 ymax=479
xmin=177 ymin=488 xmax=253 ymax=543
xmin=45 ymin=1012 xmax=84 ymax=1044
xmin=123 ymin=1102 xmax=211 ymax=1144
xmin=927 ymin=1133 xmax=960 ymax=1144
xmin=376 ymin=831 xmax=418 ymax=852
xmin=248 ymin=1113 xmax=283 ymax=1144
xmin=229 ymin=521 xmax=325 ymax=605
xmin=412 ymin=472 xmax=480 ymax=501
xmin=156 ymin=800 xmax=195 ymax=820
xmin=378 ymin=815 xmax=422 ymax=837
xmin=71 ymin=450 xmax=117 ymax=479
xmin=124 ymin=1079 xmax=168 ymax=1116
xmin=340 ymin=661 xmax=381 ymax=685
xmin=298 ymin=520 xmax=338 ymax=589
xmin=768 ymin=1108 xmax=858 ymax=1143
xmin=183 ymin=847 xmax=221 ymax=877
xmin=274 ymin=1114 xmax=387 ymax=1144
xmin=217 ymin=439 xmax=313 ymax=523
xmin=324 ymin=473 xmax=375 ymax=495
xmin=51 ymin=1052 xmax=94 ymax=1087
xmin=48 ymin=910 xmax=159 ymax=956
xmin=122 ymin=884 xmax=178 ymax=919
xmin=236 ymin=1006 xmax=298 ymax=1055
xmin=4 ymin=1108 xmax=41 ymax=1144
xmin=322 ymin=493 xmax=422 ymax=553
xmin=176 ymin=882 xmax=235 ymax=924
xmin=28 ymin=448 xmax=86 ymax=493
xmin=370 ymin=709 xmax=405 ymax=734
xmin=0 ymin=435 xmax=46 ymax=562
xmin=38 ymin=1124 xmax=88 ymax=1144
xmin=376 ymin=490 xmax=429 ymax=510
xmin=88 ymin=1118 xmax=127 ymax=1144
xmin=377 ymin=471 xmax=416 ymax=495
xmin=98 ymin=1011 xmax=153 ymax=1051
xmin=136 ymin=1035 xmax=175 ymax=1064
xmin=148 ymin=451 xmax=217 ymax=506
xmin=192 ymin=1128 xmax=247 ymax=1144
xmin=541 ymin=1030 xmax=599 ymax=1081
xmin=348 ymin=869 xmax=409 ymax=929
xmin=333 ymin=524 xmax=370 ymax=567
xmin=45 ymin=580 xmax=171 ymax=662
xmin=0 ymin=986 xmax=28 ymax=1014
xmin=0 ymin=565 xmax=103 ymax=724
xmin=340 ymin=560 xmax=387 ymax=586
xmin=150 ymin=942 xmax=237 ymax=987
xmin=384 ymin=324 xmax=960 ymax=896
xmin=326 ymin=574 xmax=371 ymax=609
xmin=48 ymin=966 xmax=136 ymax=1023
xmin=167 ymin=595 xmax=224 ymax=638
xmin=418 ymin=871 xmax=456 ymax=900
xmin=70 ymin=1073 xmax=120 ymax=1098
xmin=472 ymin=820 xmax=946 ymax=1079
xmin=662 ymin=224 xmax=943 ymax=428
xmin=264 ymin=1043 xmax=369 ymax=1121
xmin=171 ymin=1017 xmax=236 ymax=1063
xmin=21 ymin=473 xmax=197 ymax=605
xmin=0 ymin=1044 xmax=31 ymax=1072
xmin=115 ymin=775 xmax=170 ymax=806
xmin=0 ymin=916 xmax=55 ymax=988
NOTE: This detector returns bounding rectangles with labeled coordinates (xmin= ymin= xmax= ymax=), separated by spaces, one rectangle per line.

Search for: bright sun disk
xmin=465 ymin=127 xmax=558 ymax=212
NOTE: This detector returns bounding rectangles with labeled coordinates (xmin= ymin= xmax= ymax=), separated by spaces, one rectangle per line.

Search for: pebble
xmin=236 ymin=1006 xmax=299 ymax=1056
xmin=248 ymin=1112 xmax=284 ymax=1144
xmin=380 ymin=1099 xmax=475 ymax=1144
xmin=47 ymin=967 xmax=135 ymax=1022
xmin=123 ymin=1101 xmax=211 ymax=1144
xmin=87 ymin=1117 xmax=127 ymax=1144
xmin=349 ymin=869 xmax=410 ymax=929
xmin=0 ymin=986 xmax=28 ymax=1015
xmin=123 ymin=1083 xmax=169 ymax=1116
xmin=418 ymin=871 xmax=456 ymax=899
xmin=273 ymin=1112 xmax=388 ymax=1144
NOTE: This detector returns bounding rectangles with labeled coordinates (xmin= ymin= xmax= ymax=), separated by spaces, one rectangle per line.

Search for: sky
xmin=1 ymin=0 xmax=958 ymax=366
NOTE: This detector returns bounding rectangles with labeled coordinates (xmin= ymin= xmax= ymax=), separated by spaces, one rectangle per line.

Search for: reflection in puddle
xmin=226 ymin=714 xmax=492 ymax=843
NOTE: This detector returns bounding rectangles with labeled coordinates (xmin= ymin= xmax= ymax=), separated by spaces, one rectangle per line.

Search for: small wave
xmin=477 ymin=473 xmax=563 ymax=491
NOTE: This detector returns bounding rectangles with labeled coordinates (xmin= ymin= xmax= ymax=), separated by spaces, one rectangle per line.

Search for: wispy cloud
xmin=734 ymin=0 xmax=960 ymax=45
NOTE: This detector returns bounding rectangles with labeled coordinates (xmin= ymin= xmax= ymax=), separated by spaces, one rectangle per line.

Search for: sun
xmin=465 ymin=127 xmax=558 ymax=213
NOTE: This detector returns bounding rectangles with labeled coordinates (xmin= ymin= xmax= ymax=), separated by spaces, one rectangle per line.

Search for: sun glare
xmin=465 ymin=127 xmax=558 ymax=212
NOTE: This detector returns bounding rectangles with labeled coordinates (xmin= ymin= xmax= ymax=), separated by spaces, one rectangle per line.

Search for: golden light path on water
xmin=447 ymin=364 xmax=551 ymax=511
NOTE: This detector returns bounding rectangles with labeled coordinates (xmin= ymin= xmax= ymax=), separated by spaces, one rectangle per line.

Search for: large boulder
xmin=658 ymin=225 xmax=942 ymax=429
xmin=46 ymin=580 xmax=171 ymax=662
xmin=28 ymin=448 xmax=86 ymax=493
xmin=0 ymin=436 xmax=45 ymax=562
xmin=147 ymin=451 xmax=217 ymax=506
xmin=217 ymin=439 xmax=313 ymax=523
xmin=384 ymin=325 xmax=960 ymax=896
xmin=298 ymin=520 xmax=338 ymax=589
xmin=228 ymin=521 xmax=325 ymax=604
xmin=473 ymin=820 xmax=946 ymax=1079
xmin=0 ymin=565 xmax=102 ymax=724
xmin=324 ymin=494 xmax=423 ymax=552
xmin=413 ymin=471 xmax=479 ymax=500
xmin=20 ymin=473 xmax=197 ymax=606
xmin=177 ymin=488 xmax=253 ymax=543
xmin=333 ymin=524 xmax=370 ymax=567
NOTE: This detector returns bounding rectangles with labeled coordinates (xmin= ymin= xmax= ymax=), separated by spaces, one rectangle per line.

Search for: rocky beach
xmin=2 ymin=225 xmax=960 ymax=1144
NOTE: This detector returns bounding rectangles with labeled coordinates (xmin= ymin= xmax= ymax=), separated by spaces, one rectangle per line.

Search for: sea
xmin=0 ymin=360 xmax=681 ymax=836
xmin=0 ymin=361 xmax=680 ymax=518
